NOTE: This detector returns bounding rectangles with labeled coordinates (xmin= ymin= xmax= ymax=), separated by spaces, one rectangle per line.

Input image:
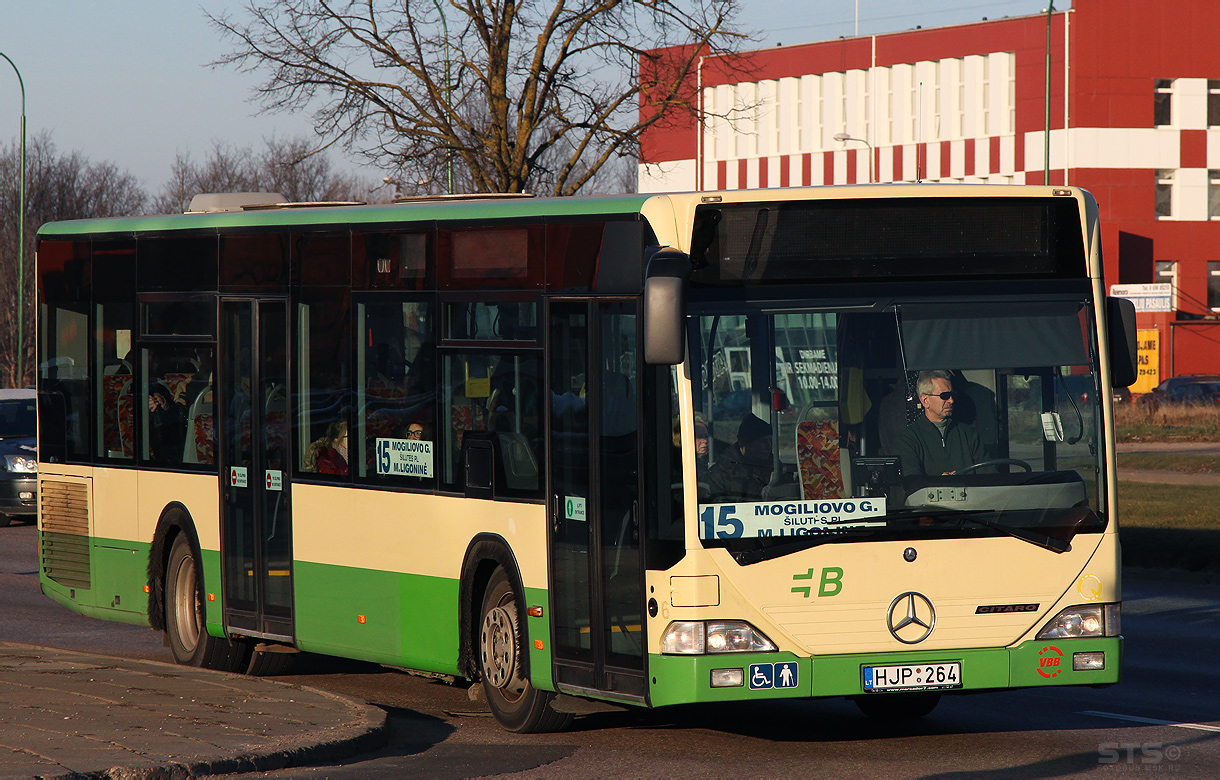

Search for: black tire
xmin=478 ymin=568 xmax=572 ymax=733
xmin=246 ymin=647 xmax=295 ymax=676
xmin=164 ymin=533 xmax=249 ymax=672
xmin=0 ymin=514 xmax=11 ymax=528
xmin=854 ymin=692 xmax=941 ymax=721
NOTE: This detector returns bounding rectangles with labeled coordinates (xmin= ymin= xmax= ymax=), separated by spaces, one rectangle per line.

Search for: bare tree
xmin=208 ymin=0 xmax=742 ymax=197
xmin=154 ymin=138 xmax=379 ymax=214
xmin=0 ymin=133 xmax=147 ymax=387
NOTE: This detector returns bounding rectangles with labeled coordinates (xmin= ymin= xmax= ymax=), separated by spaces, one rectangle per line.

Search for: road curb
xmin=0 ymin=642 xmax=389 ymax=780
xmin=119 ymin=689 xmax=390 ymax=780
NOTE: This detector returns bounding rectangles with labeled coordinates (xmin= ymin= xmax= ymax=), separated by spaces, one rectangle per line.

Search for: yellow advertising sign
xmin=1132 ymin=329 xmax=1160 ymax=394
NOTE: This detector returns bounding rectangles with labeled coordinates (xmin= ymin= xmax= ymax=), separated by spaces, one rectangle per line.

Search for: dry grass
xmin=1118 ymin=481 xmax=1220 ymax=574
xmin=1113 ymin=401 xmax=1220 ymax=442
xmin=1118 ymin=453 xmax=1220 ymax=473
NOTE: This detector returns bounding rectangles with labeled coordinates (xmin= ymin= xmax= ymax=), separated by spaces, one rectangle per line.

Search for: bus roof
xmin=37 ymin=192 xmax=656 ymax=237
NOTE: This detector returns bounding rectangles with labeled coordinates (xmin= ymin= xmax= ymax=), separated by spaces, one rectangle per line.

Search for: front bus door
xmin=219 ymin=299 xmax=294 ymax=641
xmin=547 ymin=299 xmax=646 ymax=701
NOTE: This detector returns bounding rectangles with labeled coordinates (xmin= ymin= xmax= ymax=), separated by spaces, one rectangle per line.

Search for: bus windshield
xmin=689 ymin=296 xmax=1106 ymax=561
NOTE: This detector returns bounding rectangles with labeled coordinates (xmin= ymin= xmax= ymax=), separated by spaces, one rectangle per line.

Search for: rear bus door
xmin=218 ymin=298 xmax=294 ymax=641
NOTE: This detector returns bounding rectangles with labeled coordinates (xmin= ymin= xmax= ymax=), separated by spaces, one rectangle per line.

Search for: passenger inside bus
xmin=314 ymin=421 xmax=350 ymax=475
xmin=705 ymin=412 xmax=773 ymax=502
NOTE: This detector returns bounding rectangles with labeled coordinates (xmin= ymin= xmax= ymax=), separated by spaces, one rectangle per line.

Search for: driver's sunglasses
xmin=923 ymin=390 xmax=955 ymax=401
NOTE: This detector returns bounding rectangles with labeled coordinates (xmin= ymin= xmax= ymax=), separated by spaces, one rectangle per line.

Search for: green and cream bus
xmin=36 ymin=184 xmax=1136 ymax=732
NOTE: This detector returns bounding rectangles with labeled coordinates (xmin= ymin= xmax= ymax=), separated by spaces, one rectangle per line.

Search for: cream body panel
xmin=91 ymin=467 xmax=139 ymax=544
xmin=135 ymin=472 xmax=221 ymax=550
xmin=292 ymin=484 xmax=549 ymax=589
xmin=647 ymin=532 xmax=1113 ymax=656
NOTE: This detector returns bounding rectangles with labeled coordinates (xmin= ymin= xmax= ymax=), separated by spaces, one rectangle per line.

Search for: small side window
xmin=353 ymin=298 xmax=437 ymax=488
xmin=442 ymin=351 xmax=542 ymax=498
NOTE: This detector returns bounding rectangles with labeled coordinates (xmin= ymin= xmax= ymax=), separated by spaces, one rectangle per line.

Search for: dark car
xmin=1139 ymin=374 xmax=1220 ymax=408
xmin=0 ymin=389 xmax=37 ymax=527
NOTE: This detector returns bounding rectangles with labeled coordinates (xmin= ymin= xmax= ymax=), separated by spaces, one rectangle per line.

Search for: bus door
xmin=218 ymin=299 xmax=294 ymax=641
xmin=547 ymin=299 xmax=647 ymax=700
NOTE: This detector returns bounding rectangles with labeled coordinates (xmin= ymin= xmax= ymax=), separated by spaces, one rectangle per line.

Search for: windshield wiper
xmin=888 ymin=507 xmax=1070 ymax=553
xmin=733 ymin=528 xmax=880 ymax=565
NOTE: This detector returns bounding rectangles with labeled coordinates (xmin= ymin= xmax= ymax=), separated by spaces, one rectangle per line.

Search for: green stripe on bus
xmin=647 ymin=637 xmax=1122 ymax=707
xmin=293 ymin=560 xmax=461 ymax=673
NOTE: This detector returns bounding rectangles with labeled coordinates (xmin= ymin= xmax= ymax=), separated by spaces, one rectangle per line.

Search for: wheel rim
xmin=171 ymin=552 xmax=201 ymax=654
xmin=482 ymin=605 xmax=516 ymax=689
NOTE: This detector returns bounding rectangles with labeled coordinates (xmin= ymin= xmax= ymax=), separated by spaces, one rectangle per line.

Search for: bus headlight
xmin=660 ymin=621 xmax=705 ymax=654
xmin=3 ymin=455 xmax=36 ymax=473
xmin=661 ymin=620 xmax=776 ymax=654
xmin=1037 ymin=604 xmax=1119 ymax=639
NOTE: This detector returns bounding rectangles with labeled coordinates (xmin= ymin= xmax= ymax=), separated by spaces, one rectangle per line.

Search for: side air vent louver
xmin=40 ymin=479 xmax=91 ymax=590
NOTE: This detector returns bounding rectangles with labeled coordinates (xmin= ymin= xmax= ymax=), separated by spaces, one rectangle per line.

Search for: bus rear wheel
xmin=164 ymin=533 xmax=248 ymax=673
xmin=854 ymin=692 xmax=941 ymax=721
xmin=478 ymin=568 xmax=572 ymax=733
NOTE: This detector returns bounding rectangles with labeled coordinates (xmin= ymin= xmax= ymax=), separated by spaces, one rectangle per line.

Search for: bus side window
xmin=354 ymin=298 xmax=437 ymax=486
xmin=443 ymin=351 xmax=541 ymax=497
xmin=296 ymin=296 xmax=352 ymax=480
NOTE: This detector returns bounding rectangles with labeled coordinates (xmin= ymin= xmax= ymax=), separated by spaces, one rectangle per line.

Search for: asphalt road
xmin=3 ymin=522 xmax=1218 ymax=778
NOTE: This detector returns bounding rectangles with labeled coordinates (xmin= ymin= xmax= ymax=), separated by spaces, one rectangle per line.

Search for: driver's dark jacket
xmin=892 ymin=415 xmax=986 ymax=476
xmin=706 ymin=446 xmax=771 ymax=502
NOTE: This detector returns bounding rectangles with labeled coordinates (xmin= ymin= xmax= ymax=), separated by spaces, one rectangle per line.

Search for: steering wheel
xmin=956 ymin=458 xmax=1032 ymax=475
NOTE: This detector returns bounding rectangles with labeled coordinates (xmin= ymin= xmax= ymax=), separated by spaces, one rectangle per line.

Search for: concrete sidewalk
xmin=0 ymin=642 xmax=386 ymax=779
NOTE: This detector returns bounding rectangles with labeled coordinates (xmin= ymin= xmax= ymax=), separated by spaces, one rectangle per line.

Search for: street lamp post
xmin=0 ymin=53 xmax=25 ymax=384
xmin=1044 ymin=2 xmax=1054 ymax=185
xmin=433 ymin=0 xmax=454 ymax=195
xmin=834 ymin=132 xmax=874 ymax=183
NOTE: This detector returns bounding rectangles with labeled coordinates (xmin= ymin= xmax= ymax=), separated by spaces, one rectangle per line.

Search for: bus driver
xmin=893 ymin=370 xmax=986 ymax=476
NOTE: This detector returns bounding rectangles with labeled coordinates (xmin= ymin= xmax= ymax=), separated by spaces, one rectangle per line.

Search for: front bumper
xmin=647 ymin=637 xmax=1122 ymax=707
xmin=0 ymin=475 xmax=37 ymax=517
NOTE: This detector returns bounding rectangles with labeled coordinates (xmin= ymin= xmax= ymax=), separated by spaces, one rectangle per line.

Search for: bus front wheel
xmin=164 ymin=533 xmax=248 ymax=673
xmin=478 ymin=568 xmax=572 ymax=733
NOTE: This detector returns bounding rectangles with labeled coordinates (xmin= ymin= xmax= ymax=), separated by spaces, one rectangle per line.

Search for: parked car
xmin=0 ymin=389 xmax=37 ymax=527
xmin=1139 ymin=374 xmax=1220 ymax=409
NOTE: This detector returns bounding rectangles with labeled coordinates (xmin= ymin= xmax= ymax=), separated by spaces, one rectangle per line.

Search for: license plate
xmin=862 ymin=662 xmax=962 ymax=691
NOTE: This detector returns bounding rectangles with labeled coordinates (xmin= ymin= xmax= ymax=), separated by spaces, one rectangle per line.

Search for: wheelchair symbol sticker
xmin=749 ymin=662 xmax=799 ymax=690
xmin=749 ymin=663 xmax=774 ymax=689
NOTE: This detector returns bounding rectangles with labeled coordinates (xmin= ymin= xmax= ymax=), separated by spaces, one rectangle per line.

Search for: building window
xmin=1008 ymin=53 xmax=1016 ymax=134
xmin=909 ymin=77 xmax=917 ymax=142
xmin=1154 ymin=79 xmax=1174 ymax=126
xmin=956 ymin=61 xmax=965 ymax=138
xmin=1210 ymin=81 xmax=1220 ymax=127
xmin=1155 ymin=261 xmax=1178 ymax=310
xmin=981 ymin=57 xmax=991 ymax=136
xmin=1210 ymin=262 xmax=1220 ymax=311
xmin=1155 ymin=169 xmax=1174 ymax=218
xmin=883 ymin=69 xmax=894 ymax=145
xmin=1210 ymin=170 xmax=1220 ymax=219
xmin=933 ymin=62 xmax=942 ymax=140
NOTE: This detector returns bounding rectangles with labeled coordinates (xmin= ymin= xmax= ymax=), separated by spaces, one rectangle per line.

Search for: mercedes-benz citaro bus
xmin=36 ymin=184 xmax=1137 ymax=732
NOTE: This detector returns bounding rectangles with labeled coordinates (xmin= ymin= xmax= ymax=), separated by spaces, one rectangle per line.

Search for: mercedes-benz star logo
xmin=887 ymin=591 xmax=936 ymax=644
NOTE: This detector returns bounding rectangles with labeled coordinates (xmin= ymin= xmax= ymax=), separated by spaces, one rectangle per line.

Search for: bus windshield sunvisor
xmin=899 ymin=302 xmax=1088 ymax=370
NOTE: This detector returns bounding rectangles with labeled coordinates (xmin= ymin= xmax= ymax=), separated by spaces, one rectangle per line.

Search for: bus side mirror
xmin=644 ymin=248 xmax=691 ymax=365
xmin=1106 ymin=296 xmax=1138 ymax=388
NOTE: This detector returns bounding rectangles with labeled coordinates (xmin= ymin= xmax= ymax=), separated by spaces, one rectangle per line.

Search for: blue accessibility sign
xmin=749 ymin=663 xmax=774 ymax=689
xmin=775 ymin=661 xmax=799 ymax=688
xmin=749 ymin=662 xmax=799 ymax=690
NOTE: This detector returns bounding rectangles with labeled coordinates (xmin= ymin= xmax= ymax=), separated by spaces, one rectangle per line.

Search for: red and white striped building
xmin=639 ymin=0 xmax=1220 ymax=383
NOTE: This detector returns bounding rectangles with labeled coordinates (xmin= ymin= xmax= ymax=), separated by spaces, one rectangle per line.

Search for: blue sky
xmin=0 ymin=0 xmax=1057 ymax=193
